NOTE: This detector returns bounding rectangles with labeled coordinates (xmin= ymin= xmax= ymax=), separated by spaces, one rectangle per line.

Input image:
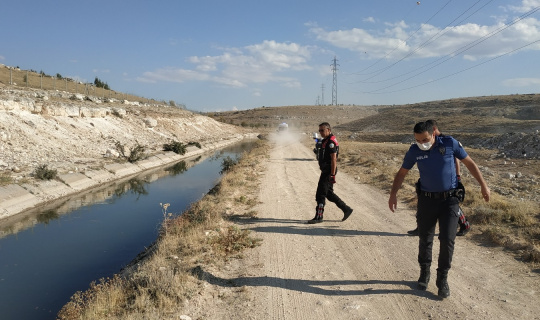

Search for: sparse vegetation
xmin=115 ymin=141 xmax=147 ymax=163
xmin=163 ymin=141 xmax=187 ymax=155
xmin=220 ymin=156 xmax=238 ymax=174
xmin=33 ymin=164 xmax=58 ymax=180
xmin=0 ymin=172 xmax=13 ymax=186
xmin=58 ymin=140 xmax=266 ymax=319
xmin=93 ymin=77 xmax=110 ymax=90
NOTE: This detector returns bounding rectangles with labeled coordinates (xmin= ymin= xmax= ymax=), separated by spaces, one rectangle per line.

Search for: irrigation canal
xmin=0 ymin=140 xmax=257 ymax=320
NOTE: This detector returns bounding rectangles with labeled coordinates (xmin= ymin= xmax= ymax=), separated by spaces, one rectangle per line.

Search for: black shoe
xmin=457 ymin=225 xmax=470 ymax=236
xmin=436 ymin=273 xmax=450 ymax=298
xmin=417 ymin=268 xmax=430 ymax=290
xmin=342 ymin=207 xmax=353 ymax=221
xmin=407 ymin=227 xmax=419 ymax=236
xmin=308 ymin=215 xmax=323 ymax=224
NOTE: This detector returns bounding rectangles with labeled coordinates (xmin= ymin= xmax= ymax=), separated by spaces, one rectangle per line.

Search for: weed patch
xmin=33 ymin=164 xmax=57 ymax=180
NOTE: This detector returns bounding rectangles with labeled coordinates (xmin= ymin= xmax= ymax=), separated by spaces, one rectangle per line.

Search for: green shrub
xmin=115 ymin=142 xmax=147 ymax=163
xmin=187 ymin=141 xmax=201 ymax=149
xmin=220 ymin=156 xmax=237 ymax=174
xmin=163 ymin=141 xmax=186 ymax=155
xmin=127 ymin=144 xmax=146 ymax=163
xmin=33 ymin=164 xmax=57 ymax=180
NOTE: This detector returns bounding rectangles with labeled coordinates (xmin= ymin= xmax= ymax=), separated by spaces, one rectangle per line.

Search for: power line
xmin=351 ymin=0 xmax=455 ymax=76
xmin=362 ymin=6 xmax=540 ymax=94
xmin=364 ymin=39 xmax=540 ymax=95
xmin=354 ymin=0 xmax=493 ymax=84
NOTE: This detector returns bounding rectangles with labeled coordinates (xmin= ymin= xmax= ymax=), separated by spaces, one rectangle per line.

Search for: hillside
xmin=0 ymin=83 xmax=254 ymax=220
xmin=208 ymin=94 xmax=540 ymax=159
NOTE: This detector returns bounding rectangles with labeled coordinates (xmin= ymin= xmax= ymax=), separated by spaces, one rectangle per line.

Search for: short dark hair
xmin=319 ymin=122 xmax=331 ymax=131
xmin=413 ymin=121 xmax=434 ymax=134
xmin=425 ymin=119 xmax=438 ymax=128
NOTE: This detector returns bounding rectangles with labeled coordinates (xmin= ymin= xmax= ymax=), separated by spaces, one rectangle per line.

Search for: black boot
xmin=308 ymin=204 xmax=324 ymax=224
xmin=417 ymin=266 xmax=430 ymax=290
xmin=436 ymin=271 xmax=450 ymax=298
xmin=342 ymin=206 xmax=353 ymax=221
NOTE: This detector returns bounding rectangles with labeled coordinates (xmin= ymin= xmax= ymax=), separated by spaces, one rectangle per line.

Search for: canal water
xmin=0 ymin=140 xmax=257 ymax=320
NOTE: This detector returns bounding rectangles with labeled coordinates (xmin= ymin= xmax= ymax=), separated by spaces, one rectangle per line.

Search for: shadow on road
xmin=191 ymin=266 xmax=439 ymax=300
xmin=284 ymin=158 xmax=316 ymax=161
xmin=233 ymin=217 xmax=408 ymax=237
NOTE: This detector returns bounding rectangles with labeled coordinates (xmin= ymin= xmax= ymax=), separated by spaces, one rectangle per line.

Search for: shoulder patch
xmin=329 ymin=142 xmax=335 ymax=148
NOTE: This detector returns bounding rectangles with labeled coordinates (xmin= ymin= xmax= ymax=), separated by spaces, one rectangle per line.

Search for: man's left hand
xmin=329 ymin=175 xmax=336 ymax=184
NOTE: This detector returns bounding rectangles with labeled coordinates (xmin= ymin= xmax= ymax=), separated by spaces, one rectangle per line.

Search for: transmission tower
xmin=321 ymin=84 xmax=325 ymax=106
xmin=331 ymin=56 xmax=339 ymax=105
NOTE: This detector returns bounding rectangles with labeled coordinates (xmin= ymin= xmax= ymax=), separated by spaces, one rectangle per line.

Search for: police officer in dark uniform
xmin=388 ymin=121 xmax=490 ymax=298
xmin=309 ymin=122 xmax=353 ymax=224
xmin=407 ymin=119 xmax=471 ymax=236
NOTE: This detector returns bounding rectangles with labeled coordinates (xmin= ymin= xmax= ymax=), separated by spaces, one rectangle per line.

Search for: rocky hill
xmin=0 ymin=85 xmax=250 ymax=180
xmin=0 ymin=84 xmax=255 ymax=220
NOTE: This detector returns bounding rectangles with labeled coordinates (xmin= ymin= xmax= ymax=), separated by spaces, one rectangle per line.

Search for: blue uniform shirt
xmin=401 ymin=135 xmax=468 ymax=192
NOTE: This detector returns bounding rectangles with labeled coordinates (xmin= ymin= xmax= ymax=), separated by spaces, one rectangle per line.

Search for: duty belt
xmin=420 ymin=189 xmax=458 ymax=199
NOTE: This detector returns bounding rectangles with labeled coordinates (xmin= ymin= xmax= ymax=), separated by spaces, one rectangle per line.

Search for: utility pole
xmin=331 ymin=56 xmax=339 ymax=106
xmin=321 ymin=84 xmax=325 ymax=106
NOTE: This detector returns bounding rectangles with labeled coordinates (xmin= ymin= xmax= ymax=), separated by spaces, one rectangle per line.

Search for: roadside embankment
xmin=0 ymin=85 xmax=255 ymax=220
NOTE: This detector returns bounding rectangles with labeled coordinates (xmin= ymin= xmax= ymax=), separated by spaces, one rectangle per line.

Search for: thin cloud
xmin=502 ymin=77 xmax=540 ymax=87
xmin=506 ymin=0 xmax=540 ymax=13
xmin=137 ymin=40 xmax=312 ymax=87
xmin=363 ymin=17 xmax=376 ymax=23
xmin=309 ymin=10 xmax=540 ymax=60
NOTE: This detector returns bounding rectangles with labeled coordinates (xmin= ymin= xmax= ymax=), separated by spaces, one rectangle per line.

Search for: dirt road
xmin=192 ymin=132 xmax=540 ymax=320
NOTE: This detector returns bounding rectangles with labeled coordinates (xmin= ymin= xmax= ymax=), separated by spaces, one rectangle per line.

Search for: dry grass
xmin=57 ymin=140 xmax=267 ymax=319
xmin=335 ymin=138 xmax=540 ymax=265
xmin=0 ymin=66 xmax=158 ymax=105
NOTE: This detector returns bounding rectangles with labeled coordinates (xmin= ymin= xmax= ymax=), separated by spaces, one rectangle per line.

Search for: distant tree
xmin=94 ymin=77 xmax=111 ymax=90
xmin=56 ymin=73 xmax=63 ymax=79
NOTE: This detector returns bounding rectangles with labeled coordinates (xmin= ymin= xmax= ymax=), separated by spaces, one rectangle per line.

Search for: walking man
xmin=407 ymin=119 xmax=471 ymax=236
xmin=388 ymin=121 xmax=490 ymax=298
xmin=309 ymin=122 xmax=353 ymax=224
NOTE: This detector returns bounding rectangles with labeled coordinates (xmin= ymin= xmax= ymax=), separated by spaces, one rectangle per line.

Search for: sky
xmin=1 ymin=0 xmax=539 ymax=112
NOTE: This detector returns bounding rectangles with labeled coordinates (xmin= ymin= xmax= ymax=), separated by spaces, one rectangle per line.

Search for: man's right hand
xmin=329 ymin=175 xmax=336 ymax=184
xmin=388 ymin=194 xmax=398 ymax=212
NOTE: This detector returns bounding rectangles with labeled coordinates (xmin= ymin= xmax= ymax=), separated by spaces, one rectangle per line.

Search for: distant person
xmin=407 ymin=120 xmax=471 ymax=236
xmin=388 ymin=121 xmax=490 ymax=298
xmin=309 ymin=122 xmax=353 ymax=224
xmin=312 ymin=132 xmax=322 ymax=159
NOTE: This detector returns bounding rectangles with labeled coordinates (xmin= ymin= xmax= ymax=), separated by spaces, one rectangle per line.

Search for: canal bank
xmin=0 ymin=134 xmax=258 ymax=221
xmin=1 ymin=138 xmax=264 ymax=320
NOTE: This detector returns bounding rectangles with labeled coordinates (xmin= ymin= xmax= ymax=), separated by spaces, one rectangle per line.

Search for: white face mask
xmin=416 ymin=141 xmax=432 ymax=151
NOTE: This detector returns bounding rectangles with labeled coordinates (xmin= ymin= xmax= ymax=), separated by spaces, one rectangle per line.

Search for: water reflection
xmin=0 ymin=139 xmax=258 ymax=320
xmin=36 ymin=210 xmax=60 ymax=225
xmin=164 ymin=160 xmax=188 ymax=176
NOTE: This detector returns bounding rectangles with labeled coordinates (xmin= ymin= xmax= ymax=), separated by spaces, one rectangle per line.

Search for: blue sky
xmin=2 ymin=0 xmax=539 ymax=112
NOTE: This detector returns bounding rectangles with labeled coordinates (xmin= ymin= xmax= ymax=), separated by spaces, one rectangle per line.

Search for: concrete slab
xmin=83 ymin=169 xmax=115 ymax=183
xmin=58 ymin=172 xmax=97 ymax=191
xmin=21 ymin=180 xmax=74 ymax=201
xmin=155 ymin=151 xmax=182 ymax=162
xmin=0 ymin=184 xmax=41 ymax=219
xmin=104 ymin=163 xmax=140 ymax=178
xmin=136 ymin=156 xmax=166 ymax=170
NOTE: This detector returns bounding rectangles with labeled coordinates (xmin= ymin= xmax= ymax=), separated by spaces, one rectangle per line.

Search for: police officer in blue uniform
xmin=388 ymin=121 xmax=490 ymax=298
xmin=309 ymin=122 xmax=353 ymax=224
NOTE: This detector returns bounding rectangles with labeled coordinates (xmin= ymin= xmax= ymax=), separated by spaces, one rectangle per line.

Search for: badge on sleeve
xmin=329 ymin=143 xmax=335 ymax=148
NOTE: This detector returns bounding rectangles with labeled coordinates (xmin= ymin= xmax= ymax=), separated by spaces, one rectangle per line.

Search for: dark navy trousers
xmin=417 ymin=194 xmax=460 ymax=273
